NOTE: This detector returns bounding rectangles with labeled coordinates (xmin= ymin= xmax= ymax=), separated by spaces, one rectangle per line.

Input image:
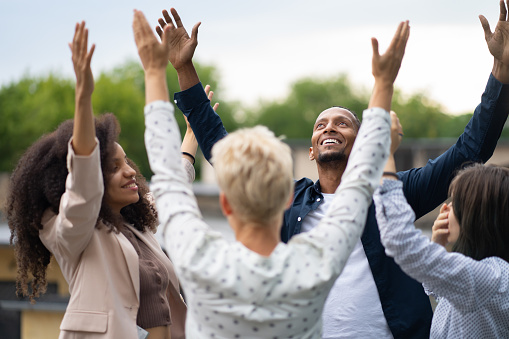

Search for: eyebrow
xmin=314 ymin=116 xmax=353 ymax=126
xmin=112 ymin=155 xmax=127 ymax=162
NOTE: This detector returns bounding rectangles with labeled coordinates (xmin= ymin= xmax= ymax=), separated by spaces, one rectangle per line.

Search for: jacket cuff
xmin=173 ymin=82 xmax=209 ymax=116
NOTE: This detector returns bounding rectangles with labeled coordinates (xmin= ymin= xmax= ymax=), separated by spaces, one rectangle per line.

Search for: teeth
xmin=123 ymin=183 xmax=137 ymax=189
xmin=323 ymin=139 xmax=340 ymax=145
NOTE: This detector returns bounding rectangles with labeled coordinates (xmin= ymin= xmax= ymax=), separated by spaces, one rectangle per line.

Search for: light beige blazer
xmin=39 ymin=141 xmax=186 ymax=339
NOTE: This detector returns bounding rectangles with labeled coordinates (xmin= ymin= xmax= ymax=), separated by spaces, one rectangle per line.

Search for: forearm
xmin=145 ymin=68 xmax=169 ymax=104
xmin=368 ymin=81 xmax=394 ymax=112
xmin=181 ymin=128 xmax=198 ymax=158
xmin=174 ymin=83 xmax=228 ymax=161
xmin=72 ymin=91 xmax=96 ymax=156
xmin=374 ymin=180 xmax=492 ymax=311
xmin=144 ymin=102 xmax=201 ymax=227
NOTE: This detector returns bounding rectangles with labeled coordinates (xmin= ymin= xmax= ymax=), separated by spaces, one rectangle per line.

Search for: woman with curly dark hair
xmin=6 ymin=20 xmax=193 ymax=339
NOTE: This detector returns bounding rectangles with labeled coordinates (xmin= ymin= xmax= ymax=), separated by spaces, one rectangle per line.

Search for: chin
xmin=318 ymin=151 xmax=347 ymax=163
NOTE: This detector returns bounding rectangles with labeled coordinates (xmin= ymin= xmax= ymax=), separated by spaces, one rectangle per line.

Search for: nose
xmin=123 ymin=162 xmax=136 ymax=178
xmin=324 ymin=122 xmax=337 ymax=133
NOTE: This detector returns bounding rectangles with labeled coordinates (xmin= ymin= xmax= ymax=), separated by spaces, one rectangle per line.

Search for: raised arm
xmin=374 ymin=180 xmax=503 ymax=312
xmin=400 ymin=1 xmax=509 ymax=218
xmin=480 ymin=0 xmax=509 ymax=83
xmin=156 ymin=8 xmax=201 ymax=91
xmin=369 ymin=21 xmax=409 ymax=111
xmin=39 ymin=22 xmax=103 ymax=264
xmin=157 ymin=9 xmax=227 ymax=162
xmin=70 ymin=21 xmax=96 ymax=155
xmin=138 ymin=8 xmax=209 ymax=271
xmin=133 ymin=9 xmax=171 ymax=103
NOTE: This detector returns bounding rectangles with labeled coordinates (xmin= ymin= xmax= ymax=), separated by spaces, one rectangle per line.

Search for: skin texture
xmin=309 ymin=108 xmax=359 ymax=173
xmin=446 ymin=204 xmax=460 ymax=244
xmin=480 ymin=0 xmax=509 ymax=84
xmin=104 ymin=143 xmax=139 ymax=215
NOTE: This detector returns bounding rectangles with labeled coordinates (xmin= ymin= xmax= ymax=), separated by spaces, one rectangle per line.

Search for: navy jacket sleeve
xmin=399 ymin=74 xmax=509 ymax=218
xmin=174 ymin=82 xmax=228 ymax=162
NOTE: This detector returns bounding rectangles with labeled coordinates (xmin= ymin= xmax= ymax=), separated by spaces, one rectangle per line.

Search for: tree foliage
xmin=1 ymin=66 xmax=507 ymax=178
xmin=0 ymin=60 xmax=239 ymax=177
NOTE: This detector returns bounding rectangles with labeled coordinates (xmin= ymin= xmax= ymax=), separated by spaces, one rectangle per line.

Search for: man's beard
xmin=317 ymin=150 xmax=347 ymax=167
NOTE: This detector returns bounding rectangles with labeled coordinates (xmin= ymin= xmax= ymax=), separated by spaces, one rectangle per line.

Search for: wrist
xmin=176 ymin=62 xmax=200 ymax=91
xmin=174 ymin=61 xmax=195 ymax=74
xmin=144 ymin=68 xmax=167 ymax=78
xmin=492 ymin=58 xmax=509 ymax=84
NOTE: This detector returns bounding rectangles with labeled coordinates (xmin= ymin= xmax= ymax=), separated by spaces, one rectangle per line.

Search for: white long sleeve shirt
xmin=144 ymin=100 xmax=391 ymax=338
xmin=374 ymin=179 xmax=509 ymax=338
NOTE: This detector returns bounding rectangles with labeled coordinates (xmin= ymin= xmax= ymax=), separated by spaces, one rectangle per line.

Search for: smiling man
xmin=155 ymin=4 xmax=509 ymax=338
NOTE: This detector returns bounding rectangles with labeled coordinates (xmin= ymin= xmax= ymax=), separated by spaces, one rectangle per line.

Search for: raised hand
xmin=133 ymin=9 xmax=170 ymax=72
xmin=431 ymin=203 xmax=450 ymax=247
xmin=69 ymin=21 xmax=96 ymax=155
xmin=371 ymin=21 xmax=410 ymax=88
xmin=156 ymin=8 xmax=201 ymax=71
xmin=69 ymin=21 xmax=95 ymax=98
xmin=368 ymin=21 xmax=410 ymax=111
xmin=205 ymin=84 xmax=220 ymax=112
xmin=479 ymin=0 xmax=509 ymax=82
xmin=389 ymin=111 xmax=403 ymax=155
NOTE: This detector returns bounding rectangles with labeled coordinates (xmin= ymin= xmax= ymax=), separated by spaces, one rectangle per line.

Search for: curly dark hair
xmin=6 ymin=113 xmax=157 ymax=302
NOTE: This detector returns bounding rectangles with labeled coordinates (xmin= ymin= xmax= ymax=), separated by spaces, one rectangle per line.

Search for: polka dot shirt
xmin=144 ymin=100 xmax=391 ymax=338
xmin=374 ymin=180 xmax=509 ymax=338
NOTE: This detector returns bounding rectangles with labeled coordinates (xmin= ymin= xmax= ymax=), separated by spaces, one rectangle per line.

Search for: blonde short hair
xmin=211 ymin=126 xmax=294 ymax=224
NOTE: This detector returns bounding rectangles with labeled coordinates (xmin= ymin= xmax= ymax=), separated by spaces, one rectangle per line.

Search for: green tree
xmin=0 ymin=60 xmax=239 ymax=178
xmin=246 ymin=75 xmax=368 ymax=139
xmin=0 ymin=75 xmax=75 ymax=171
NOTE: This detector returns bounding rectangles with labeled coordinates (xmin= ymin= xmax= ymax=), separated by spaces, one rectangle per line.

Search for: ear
xmin=219 ymin=191 xmax=233 ymax=217
xmin=309 ymin=146 xmax=315 ymax=161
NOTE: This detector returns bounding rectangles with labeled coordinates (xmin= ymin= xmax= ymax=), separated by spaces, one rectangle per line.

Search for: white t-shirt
xmin=302 ymin=193 xmax=393 ymax=339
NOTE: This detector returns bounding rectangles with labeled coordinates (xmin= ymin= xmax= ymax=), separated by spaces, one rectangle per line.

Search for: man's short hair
xmin=211 ymin=126 xmax=294 ymax=224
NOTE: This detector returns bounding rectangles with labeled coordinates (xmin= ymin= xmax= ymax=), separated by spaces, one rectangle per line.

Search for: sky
xmin=0 ymin=0 xmax=502 ymax=114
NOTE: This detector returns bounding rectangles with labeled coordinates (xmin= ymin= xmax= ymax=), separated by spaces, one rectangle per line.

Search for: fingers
xmin=371 ymin=37 xmax=380 ymax=59
xmin=71 ymin=21 xmax=93 ymax=64
xmin=387 ymin=21 xmax=404 ymax=52
xmin=501 ymin=0 xmax=507 ymax=22
xmin=157 ymin=9 xmax=178 ymax=40
xmin=86 ymin=44 xmax=96 ymax=67
xmin=479 ymin=15 xmax=493 ymax=42
xmin=205 ymin=85 xmax=219 ymax=111
xmin=170 ymin=8 xmax=183 ymax=28
xmin=439 ymin=202 xmax=449 ymax=214
xmin=392 ymin=21 xmax=410 ymax=58
xmin=205 ymin=85 xmax=214 ymax=101
xmin=163 ymin=9 xmax=174 ymax=27
xmin=133 ymin=9 xmax=156 ymax=48
xmin=191 ymin=22 xmax=201 ymax=44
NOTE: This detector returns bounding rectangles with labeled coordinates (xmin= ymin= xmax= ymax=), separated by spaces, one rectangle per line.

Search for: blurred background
xmin=1 ymin=0 xmax=509 ymax=337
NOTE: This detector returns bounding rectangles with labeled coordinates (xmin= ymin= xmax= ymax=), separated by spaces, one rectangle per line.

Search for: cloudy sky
xmin=0 ymin=0 xmax=501 ymax=113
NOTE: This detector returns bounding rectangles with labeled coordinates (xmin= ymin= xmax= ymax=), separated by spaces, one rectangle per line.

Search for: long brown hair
xmin=449 ymin=163 xmax=509 ymax=262
xmin=7 ymin=113 xmax=157 ymax=302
